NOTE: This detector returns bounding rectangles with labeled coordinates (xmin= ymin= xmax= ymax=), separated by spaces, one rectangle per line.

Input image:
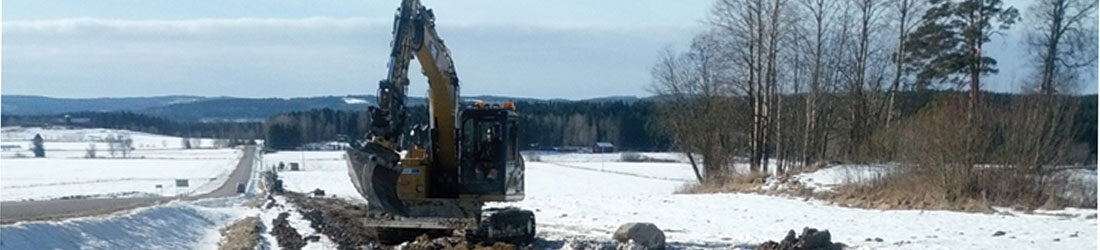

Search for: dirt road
xmin=0 ymin=146 xmax=257 ymax=224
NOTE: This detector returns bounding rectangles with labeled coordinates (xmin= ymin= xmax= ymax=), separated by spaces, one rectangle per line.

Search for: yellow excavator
xmin=347 ymin=0 xmax=534 ymax=244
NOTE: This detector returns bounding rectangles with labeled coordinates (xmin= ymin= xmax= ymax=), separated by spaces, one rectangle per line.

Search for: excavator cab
xmin=458 ymin=102 xmax=524 ymax=201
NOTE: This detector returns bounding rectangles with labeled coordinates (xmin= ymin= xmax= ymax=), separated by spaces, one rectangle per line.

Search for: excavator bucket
xmin=347 ymin=142 xmax=408 ymax=216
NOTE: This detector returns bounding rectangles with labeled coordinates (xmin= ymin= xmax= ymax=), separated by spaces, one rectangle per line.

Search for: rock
xmin=992 ymin=231 xmax=1006 ymax=237
xmin=796 ymin=228 xmax=831 ymax=248
xmin=304 ymin=235 xmax=321 ymax=242
xmin=874 ymin=237 xmax=884 ymax=242
xmin=757 ymin=227 xmax=843 ymax=250
xmin=312 ymin=188 xmax=326 ymax=197
xmin=613 ymin=223 xmax=665 ymax=249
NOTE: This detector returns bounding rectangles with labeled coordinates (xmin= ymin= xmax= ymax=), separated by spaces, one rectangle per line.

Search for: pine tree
xmin=905 ymin=0 xmax=1019 ymax=118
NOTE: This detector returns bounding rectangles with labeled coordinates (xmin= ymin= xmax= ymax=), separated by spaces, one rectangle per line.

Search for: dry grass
xmin=827 ymin=167 xmax=990 ymax=212
xmin=240 ymin=194 xmax=267 ymax=208
xmin=218 ymin=216 xmax=261 ymax=250
xmin=828 ymin=165 xmax=1096 ymax=212
xmin=676 ymin=171 xmax=771 ymax=194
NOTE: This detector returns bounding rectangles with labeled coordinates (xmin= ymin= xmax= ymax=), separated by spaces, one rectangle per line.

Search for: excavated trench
xmin=278 ymin=191 xmax=526 ymax=249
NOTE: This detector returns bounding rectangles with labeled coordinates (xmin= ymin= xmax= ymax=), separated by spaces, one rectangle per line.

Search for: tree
xmin=711 ymin=0 xmax=791 ymax=173
xmin=85 ymin=143 xmax=97 ymax=158
xmin=844 ymin=0 xmax=887 ymax=158
xmin=649 ymin=32 xmax=739 ymax=182
xmin=121 ymin=136 xmax=133 ymax=158
xmin=31 ymin=133 xmax=45 ymax=158
xmin=906 ymin=0 xmax=1020 ymax=119
xmin=797 ymin=0 xmax=836 ymax=167
xmin=1026 ymin=0 xmax=1098 ymax=95
xmin=107 ymin=134 xmax=119 ymax=157
xmin=885 ymin=0 xmax=927 ymax=128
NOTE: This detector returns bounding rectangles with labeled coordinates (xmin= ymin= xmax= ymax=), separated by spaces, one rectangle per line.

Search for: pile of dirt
xmin=757 ymin=227 xmax=844 ymax=250
xmin=218 ymin=216 xmax=261 ymax=250
xmin=283 ymin=192 xmax=381 ymax=249
xmin=402 ymin=234 xmax=519 ymax=250
xmin=270 ymin=212 xmax=307 ymax=250
xmin=282 ymin=191 xmax=529 ymax=249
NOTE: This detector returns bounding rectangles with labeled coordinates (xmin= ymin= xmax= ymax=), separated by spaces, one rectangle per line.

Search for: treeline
xmin=651 ymin=0 xmax=1098 ymax=208
xmin=263 ymin=109 xmax=372 ymax=150
xmin=1 ymin=111 xmax=263 ymax=140
xmin=260 ymin=101 xmax=673 ymax=151
xmin=514 ymin=101 xmax=668 ymax=150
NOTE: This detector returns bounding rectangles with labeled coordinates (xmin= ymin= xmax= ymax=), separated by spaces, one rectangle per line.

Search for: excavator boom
xmin=347 ymin=0 xmax=534 ymax=244
xmin=349 ymin=0 xmax=459 ymax=216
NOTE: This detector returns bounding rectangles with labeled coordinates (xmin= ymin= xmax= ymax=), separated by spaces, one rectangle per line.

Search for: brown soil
xmin=270 ymin=212 xmax=307 ymax=250
xmin=283 ymin=192 xmax=380 ymax=249
xmin=280 ymin=191 xmax=526 ymax=249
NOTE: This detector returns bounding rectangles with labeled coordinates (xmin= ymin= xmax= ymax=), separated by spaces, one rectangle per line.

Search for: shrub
xmin=620 ymin=152 xmax=646 ymax=162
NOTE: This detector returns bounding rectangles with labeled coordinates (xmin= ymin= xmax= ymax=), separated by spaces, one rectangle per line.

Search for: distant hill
xmin=1 ymin=95 xmax=209 ymax=115
xmin=1 ymin=94 xmax=643 ymax=122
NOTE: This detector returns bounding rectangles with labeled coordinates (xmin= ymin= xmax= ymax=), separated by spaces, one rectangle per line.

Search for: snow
xmin=532 ymin=151 xmax=687 ymax=163
xmin=0 ymin=158 xmax=272 ymax=250
xmin=1 ymin=126 xmax=219 ymax=151
xmin=495 ymin=158 xmax=1098 ymax=249
xmin=255 ymin=195 xmax=341 ymax=250
xmin=0 ymin=127 xmax=242 ymax=201
xmin=244 ymin=151 xmax=1097 ymax=248
xmin=539 ymin=162 xmax=698 ymax=182
xmin=342 ymin=97 xmax=370 ymax=104
xmin=261 ymin=150 xmax=364 ymax=203
xmin=14 ymin=148 xmax=1084 ymax=249
xmin=792 ymin=164 xmax=896 ymax=192
xmin=0 ymin=197 xmax=248 ymax=250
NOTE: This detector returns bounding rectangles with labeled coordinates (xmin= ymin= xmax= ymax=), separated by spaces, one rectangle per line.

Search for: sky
xmin=2 ymin=0 xmax=1096 ymax=99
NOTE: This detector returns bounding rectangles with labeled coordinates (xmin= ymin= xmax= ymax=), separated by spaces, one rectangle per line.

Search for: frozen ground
xmin=256 ymin=151 xmax=1100 ymax=249
xmin=0 ymin=197 xmax=248 ymax=250
xmin=505 ymin=161 xmax=1096 ymax=249
xmin=0 ymin=127 xmax=242 ymax=201
xmin=531 ymin=151 xmax=687 ymax=163
xmin=0 ymin=149 xmax=269 ymax=250
xmin=261 ymin=150 xmax=364 ymax=203
xmin=7 ymin=149 xmax=1091 ymax=249
xmin=791 ymin=164 xmax=897 ymax=192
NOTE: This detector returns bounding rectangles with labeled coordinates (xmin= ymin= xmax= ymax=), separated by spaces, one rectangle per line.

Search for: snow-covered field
xmin=6 ymin=149 xmax=1092 ymax=249
xmin=508 ymin=160 xmax=1096 ymax=249
xmin=0 ymin=127 xmax=242 ymax=201
xmin=256 ymin=151 xmax=1099 ymax=249
xmin=260 ymin=151 xmax=363 ymax=202
xmin=0 ymin=156 xmax=270 ymax=250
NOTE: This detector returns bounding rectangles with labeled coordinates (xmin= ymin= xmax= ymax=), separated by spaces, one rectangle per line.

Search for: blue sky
xmin=2 ymin=0 xmax=1095 ymax=99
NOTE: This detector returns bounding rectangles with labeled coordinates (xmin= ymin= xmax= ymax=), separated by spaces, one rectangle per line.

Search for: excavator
xmin=346 ymin=0 xmax=535 ymax=244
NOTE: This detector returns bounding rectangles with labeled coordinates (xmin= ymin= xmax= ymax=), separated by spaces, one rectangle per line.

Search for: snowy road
xmin=0 ymin=146 xmax=257 ymax=224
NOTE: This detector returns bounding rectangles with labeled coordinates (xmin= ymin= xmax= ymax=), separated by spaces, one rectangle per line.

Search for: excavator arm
xmin=351 ymin=0 xmax=460 ymax=216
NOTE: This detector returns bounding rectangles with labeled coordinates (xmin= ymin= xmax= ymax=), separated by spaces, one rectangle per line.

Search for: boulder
xmin=613 ymin=223 xmax=665 ymax=249
xmin=758 ymin=227 xmax=843 ymax=250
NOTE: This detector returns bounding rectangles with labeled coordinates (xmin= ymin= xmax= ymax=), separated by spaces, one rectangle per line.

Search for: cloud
xmin=4 ymin=17 xmax=386 ymax=33
xmin=8 ymin=16 xmax=1083 ymax=99
xmin=3 ymin=17 xmax=698 ymax=99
